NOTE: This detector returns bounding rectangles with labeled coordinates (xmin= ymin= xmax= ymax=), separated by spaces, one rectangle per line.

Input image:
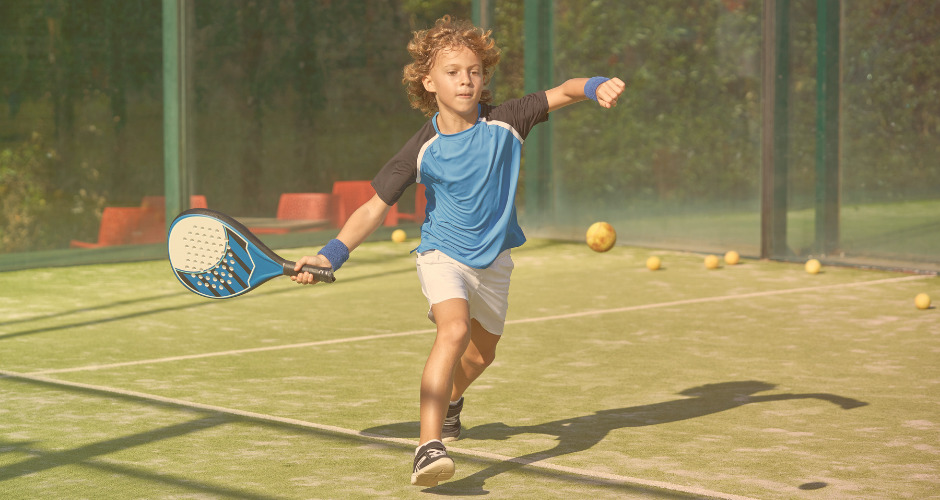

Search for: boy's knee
xmin=480 ymin=347 xmax=496 ymax=366
xmin=436 ymin=319 xmax=471 ymax=346
xmin=467 ymin=347 xmax=496 ymax=369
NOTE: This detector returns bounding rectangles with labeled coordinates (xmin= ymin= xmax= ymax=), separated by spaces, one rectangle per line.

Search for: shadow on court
xmin=0 ymin=416 xmax=281 ymax=500
xmin=1 ymin=373 xmax=867 ymax=497
xmin=3 ymin=372 xmax=668 ymax=498
xmin=364 ymin=381 xmax=868 ymax=496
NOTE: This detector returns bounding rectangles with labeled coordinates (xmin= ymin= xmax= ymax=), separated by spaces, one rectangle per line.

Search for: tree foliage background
xmin=0 ymin=0 xmax=937 ymax=252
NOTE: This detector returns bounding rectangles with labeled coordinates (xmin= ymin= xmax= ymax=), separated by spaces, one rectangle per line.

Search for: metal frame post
xmin=472 ymin=0 xmax=494 ymax=29
xmin=162 ymin=0 xmax=189 ymax=229
xmin=761 ymin=0 xmax=791 ymax=259
xmin=814 ymin=0 xmax=841 ymax=255
xmin=523 ymin=0 xmax=553 ymax=226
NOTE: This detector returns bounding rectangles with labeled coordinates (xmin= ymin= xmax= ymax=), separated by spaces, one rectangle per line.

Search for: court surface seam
xmin=0 ymin=369 xmax=760 ymax=500
xmin=28 ymin=274 xmax=928 ymax=376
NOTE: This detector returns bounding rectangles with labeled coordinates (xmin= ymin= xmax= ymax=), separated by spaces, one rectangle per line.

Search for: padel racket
xmin=168 ymin=208 xmax=335 ymax=299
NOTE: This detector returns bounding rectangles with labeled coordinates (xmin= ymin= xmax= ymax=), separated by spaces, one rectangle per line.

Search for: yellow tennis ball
xmin=391 ymin=229 xmax=407 ymax=243
xmin=704 ymin=255 xmax=720 ymax=269
xmin=724 ymin=251 xmax=740 ymax=265
xmin=586 ymin=222 xmax=616 ymax=253
xmin=805 ymin=259 xmax=821 ymax=274
xmin=646 ymin=256 xmax=661 ymax=271
xmin=915 ymin=293 xmax=931 ymax=310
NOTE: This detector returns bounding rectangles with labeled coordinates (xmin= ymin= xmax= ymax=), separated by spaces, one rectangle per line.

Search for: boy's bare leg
xmin=419 ymin=298 xmax=472 ymax=445
xmin=451 ymin=319 xmax=500 ymax=401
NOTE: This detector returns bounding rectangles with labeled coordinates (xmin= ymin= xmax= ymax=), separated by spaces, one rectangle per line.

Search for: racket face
xmin=168 ymin=213 xmax=283 ymax=299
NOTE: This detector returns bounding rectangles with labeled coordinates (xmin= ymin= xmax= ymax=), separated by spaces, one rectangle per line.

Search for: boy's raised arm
xmin=546 ymin=77 xmax=626 ymax=112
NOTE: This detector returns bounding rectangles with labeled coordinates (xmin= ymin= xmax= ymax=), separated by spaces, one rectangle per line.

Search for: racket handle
xmin=283 ymin=262 xmax=336 ymax=283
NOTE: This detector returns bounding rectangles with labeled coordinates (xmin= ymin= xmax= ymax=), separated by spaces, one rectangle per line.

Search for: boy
xmin=291 ymin=15 xmax=624 ymax=487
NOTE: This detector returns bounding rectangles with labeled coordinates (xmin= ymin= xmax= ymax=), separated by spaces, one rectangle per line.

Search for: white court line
xmin=506 ymin=274 xmax=931 ymax=325
xmin=29 ymin=274 xmax=930 ymax=376
xmin=29 ymin=328 xmax=436 ymax=375
xmin=0 ymin=369 xmax=759 ymax=500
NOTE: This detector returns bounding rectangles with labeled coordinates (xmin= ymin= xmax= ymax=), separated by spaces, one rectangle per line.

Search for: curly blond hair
xmin=402 ymin=15 xmax=501 ymax=117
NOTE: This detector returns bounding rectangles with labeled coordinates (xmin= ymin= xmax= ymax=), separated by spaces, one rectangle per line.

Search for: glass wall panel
xmin=781 ymin=0 xmax=939 ymax=272
xmin=839 ymin=1 xmax=940 ymax=270
xmin=0 ymin=1 xmax=164 ymax=262
xmin=532 ymin=1 xmax=764 ymax=258
xmin=1 ymin=0 xmax=936 ymax=273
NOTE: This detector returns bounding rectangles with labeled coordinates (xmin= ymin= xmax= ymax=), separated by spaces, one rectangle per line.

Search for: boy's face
xmin=422 ymin=45 xmax=484 ymax=121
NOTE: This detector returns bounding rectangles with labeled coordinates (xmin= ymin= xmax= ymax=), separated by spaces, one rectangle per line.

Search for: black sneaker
xmin=442 ymin=397 xmax=463 ymax=442
xmin=411 ymin=440 xmax=455 ymax=486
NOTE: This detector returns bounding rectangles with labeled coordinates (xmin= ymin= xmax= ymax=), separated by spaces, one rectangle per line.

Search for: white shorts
xmin=415 ymin=249 xmax=514 ymax=335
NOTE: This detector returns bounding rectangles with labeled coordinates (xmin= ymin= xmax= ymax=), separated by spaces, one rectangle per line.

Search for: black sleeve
xmin=371 ymin=121 xmax=436 ymax=205
xmin=483 ymin=91 xmax=550 ymax=140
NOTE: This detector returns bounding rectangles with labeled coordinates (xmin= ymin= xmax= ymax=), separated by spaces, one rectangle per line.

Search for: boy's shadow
xmin=363 ymin=381 xmax=867 ymax=495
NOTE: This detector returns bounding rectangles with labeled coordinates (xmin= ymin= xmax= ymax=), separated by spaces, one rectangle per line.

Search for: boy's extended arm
xmin=291 ymin=194 xmax=391 ymax=284
xmin=545 ymin=77 xmax=626 ymax=112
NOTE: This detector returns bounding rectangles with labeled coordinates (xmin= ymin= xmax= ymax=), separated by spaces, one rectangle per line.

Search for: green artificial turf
xmin=1 ymin=239 xmax=937 ymax=499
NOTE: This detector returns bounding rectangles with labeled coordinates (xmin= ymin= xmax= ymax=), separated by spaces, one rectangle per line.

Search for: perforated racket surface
xmin=168 ymin=208 xmax=334 ymax=299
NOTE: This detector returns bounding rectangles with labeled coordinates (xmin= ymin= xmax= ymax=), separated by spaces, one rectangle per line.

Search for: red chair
xmin=397 ymin=184 xmax=427 ymax=223
xmin=70 ymin=207 xmax=144 ymax=248
xmin=276 ymin=193 xmax=332 ymax=221
xmin=248 ymin=193 xmax=333 ymax=234
xmin=331 ymin=181 xmax=397 ymax=227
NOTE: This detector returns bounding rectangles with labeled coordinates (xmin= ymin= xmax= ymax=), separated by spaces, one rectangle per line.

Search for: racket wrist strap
xmin=318 ymin=239 xmax=349 ymax=271
xmin=584 ymin=76 xmax=610 ymax=103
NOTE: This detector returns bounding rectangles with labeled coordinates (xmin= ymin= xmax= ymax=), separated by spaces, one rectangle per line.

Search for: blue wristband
xmin=317 ymin=239 xmax=350 ymax=271
xmin=584 ymin=76 xmax=610 ymax=103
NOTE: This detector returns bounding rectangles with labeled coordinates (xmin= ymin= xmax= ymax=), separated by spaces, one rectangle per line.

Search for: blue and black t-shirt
xmin=371 ymin=91 xmax=550 ymax=269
